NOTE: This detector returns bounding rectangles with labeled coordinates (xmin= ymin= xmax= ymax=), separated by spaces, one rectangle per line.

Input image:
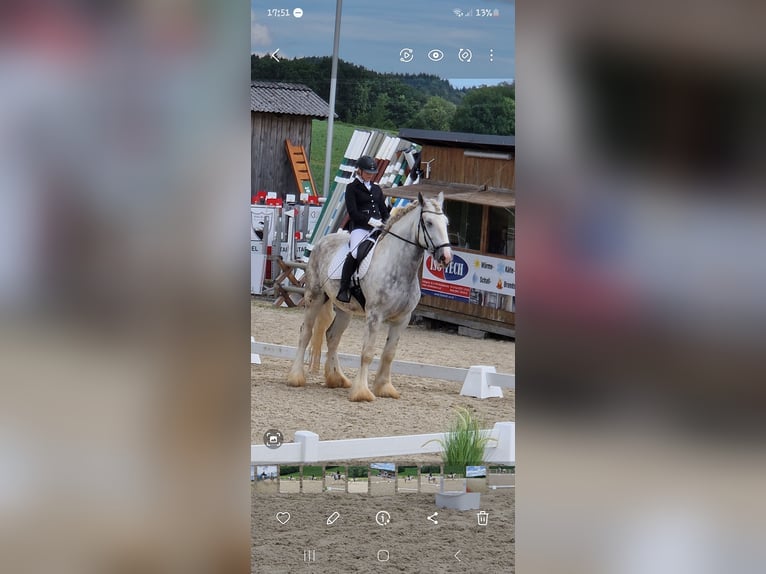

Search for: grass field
xmin=279 ymin=471 xmax=301 ymax=480
xmin=310 ymin=120 xmax=396 ymax=196
xmin=302 ymin=465 xmax=323 ymax=479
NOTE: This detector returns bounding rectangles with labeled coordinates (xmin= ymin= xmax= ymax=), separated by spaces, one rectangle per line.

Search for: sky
xmin=251 ymin=1 xmax=514 ymax=88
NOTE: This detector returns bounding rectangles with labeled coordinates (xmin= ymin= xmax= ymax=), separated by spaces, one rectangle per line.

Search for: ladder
xmin=285 ymin=139 xmax=318 ymax=198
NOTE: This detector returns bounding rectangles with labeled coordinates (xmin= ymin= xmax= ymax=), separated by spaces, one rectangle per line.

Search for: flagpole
xmin=322 ymin=0 xmax=343 ymax=197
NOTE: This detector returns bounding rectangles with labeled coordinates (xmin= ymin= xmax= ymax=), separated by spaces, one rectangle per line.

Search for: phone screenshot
xmin=250 ymin=1 xmax=515 ymax=571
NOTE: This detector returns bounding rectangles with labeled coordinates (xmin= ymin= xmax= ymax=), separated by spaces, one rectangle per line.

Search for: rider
xmin=336 ymin=155 xmax=390 ymax=303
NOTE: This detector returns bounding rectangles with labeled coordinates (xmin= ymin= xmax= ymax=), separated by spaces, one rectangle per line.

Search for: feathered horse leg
xmin=287 ymin=293 xmax=325 ymax=387
xmin=349 ymin=313 xmax=381 ymax=402
xmin=323 ymin=308 xmax=352 ymax=388
xmin=373 ymin=316 xmax=408 ymax=399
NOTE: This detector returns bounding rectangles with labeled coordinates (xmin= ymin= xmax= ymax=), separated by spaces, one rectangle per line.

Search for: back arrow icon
xmin=454 ymin=550 xmax=462 ymax=562
xmin=427 ymin=512 xmax=438 ymax=524
xmin=270 ymin=48 xmax=280 ymax=61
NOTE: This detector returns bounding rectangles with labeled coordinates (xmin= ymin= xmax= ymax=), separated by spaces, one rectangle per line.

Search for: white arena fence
xmin=251 ymin=421 xmax=514 ymax=465
xmin=251 ymin=341 xmax=515 ymax=398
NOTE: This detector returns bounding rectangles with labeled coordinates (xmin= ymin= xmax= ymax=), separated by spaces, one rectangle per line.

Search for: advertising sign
xmin=250 ymin=206 xmax=278 ymax=245
xmin=250 ymin=241 xmax=267 ymax=295
xmin=421 ymin=251 xmax=515 ymax=311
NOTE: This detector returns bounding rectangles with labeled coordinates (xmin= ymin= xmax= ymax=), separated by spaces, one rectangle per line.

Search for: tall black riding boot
xmin=336 ymin=253 xmax=357 ymax=303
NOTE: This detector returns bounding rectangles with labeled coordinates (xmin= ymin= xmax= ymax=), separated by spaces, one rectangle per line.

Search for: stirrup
xmin=337 ymin=287 xmax=351 ymax=303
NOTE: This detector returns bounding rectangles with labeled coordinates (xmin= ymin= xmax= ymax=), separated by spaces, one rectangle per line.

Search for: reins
xmin=382 ymin=205 xmax=450 ymax=256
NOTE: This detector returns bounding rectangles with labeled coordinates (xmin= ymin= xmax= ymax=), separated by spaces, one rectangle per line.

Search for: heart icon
xmin=275 ymin=512 xmax=291 ymax=525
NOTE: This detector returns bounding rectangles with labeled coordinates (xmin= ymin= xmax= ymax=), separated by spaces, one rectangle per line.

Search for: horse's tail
xmin=308 ymin=299 xmax=334 ymax=373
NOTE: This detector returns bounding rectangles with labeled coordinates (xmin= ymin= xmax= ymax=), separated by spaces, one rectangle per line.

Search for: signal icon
xmin=452 ymin=9 xmax=464 ymax=17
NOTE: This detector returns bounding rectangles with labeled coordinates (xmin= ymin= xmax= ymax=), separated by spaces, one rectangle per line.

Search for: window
xmin=444 ymin=200 xmax=483 ymax=251
xmin=487 ymin=206 xmax=515 ymax=257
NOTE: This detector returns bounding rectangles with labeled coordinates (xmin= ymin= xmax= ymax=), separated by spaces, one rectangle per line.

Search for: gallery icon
xmin=263 ymin=428 xmax=283 ymax=449
xmin=427 ymin=49 xmax=445 ymax=62
xmin=399 ymin=48 xmax=414 ymax=63
xmin=375 ymin=510 xmax=391 ymax=526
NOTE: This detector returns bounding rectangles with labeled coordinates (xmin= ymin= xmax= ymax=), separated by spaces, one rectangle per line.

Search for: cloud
xmin=251 ymin=9 xmax=271 ymax=48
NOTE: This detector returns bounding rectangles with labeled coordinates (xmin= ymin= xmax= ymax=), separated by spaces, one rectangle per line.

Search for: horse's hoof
xmin=349 ymin=388 xmax=375 ymax=402
xmin=325 ymin=373 xmax=351 ymax=389
xmin=286 ymin=373 xmax=306 ymax=387
xmin=374 ymin=384 xmax=400 ymax=399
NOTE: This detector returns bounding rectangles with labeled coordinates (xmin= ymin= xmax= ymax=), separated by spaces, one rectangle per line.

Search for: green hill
xmin=310 ymin=119 xmax=397 ymax=196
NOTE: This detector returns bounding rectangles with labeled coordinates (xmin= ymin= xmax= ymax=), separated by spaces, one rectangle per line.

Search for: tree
xmin=409 ymin=96 xmax=457 ymax=131
xmin=251 ymin=55 xmax=463 ymax=128
xmin=364 ymin=93 xmax=396 ymax=130
xmin=451 ymin=84 xmax=515 ymax=135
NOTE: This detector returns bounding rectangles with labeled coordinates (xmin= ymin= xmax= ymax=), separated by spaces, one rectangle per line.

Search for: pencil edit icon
xmin=326 ymin=511 xmax=340 ymax=525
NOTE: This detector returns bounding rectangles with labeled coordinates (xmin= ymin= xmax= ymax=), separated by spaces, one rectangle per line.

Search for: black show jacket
xmin=344 ymin=177 xmax=391 ymax=231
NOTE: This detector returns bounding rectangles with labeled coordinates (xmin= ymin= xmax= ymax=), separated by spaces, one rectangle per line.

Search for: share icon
xmin=427 ymin=512 xmax=438 ymax=525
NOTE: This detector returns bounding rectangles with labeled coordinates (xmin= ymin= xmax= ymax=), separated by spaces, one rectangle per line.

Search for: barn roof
xmin=250 ymin=81 xmax=331 ymax=118
xmin=384 ymin=181 xmax=515 ymax=208
xmin=398 ymin=128 xmax=515 ymax=151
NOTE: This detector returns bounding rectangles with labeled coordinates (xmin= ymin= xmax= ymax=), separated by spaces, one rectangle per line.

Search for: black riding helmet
xmin=357 ymin=155 xmax=378 ymax=174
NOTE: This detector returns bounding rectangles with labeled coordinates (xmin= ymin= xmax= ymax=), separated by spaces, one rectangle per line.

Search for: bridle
xmin=383 ymin=205 xmax=451 ymax=257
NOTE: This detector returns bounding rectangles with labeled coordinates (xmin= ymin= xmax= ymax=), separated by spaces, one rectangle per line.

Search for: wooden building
xmin=388 ymin=129 xmax=516 ymax=338
xmin=251 ymin=81 xmax=330 ymax=199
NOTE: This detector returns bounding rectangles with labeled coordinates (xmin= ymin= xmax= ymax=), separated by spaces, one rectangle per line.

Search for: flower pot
xmin=435 ymin=491 xmax=482 ymax=511
xmin=436 ymin=471 xmax=481 ymax=510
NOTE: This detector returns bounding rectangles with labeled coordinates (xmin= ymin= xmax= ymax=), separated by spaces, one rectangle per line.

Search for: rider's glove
xmin=368 ymin=217 xmax=383 ymax=228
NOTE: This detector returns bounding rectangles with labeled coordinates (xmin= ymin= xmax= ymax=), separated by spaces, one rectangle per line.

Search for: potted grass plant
xmin=425 ymin=407 xmax=494 ymax=511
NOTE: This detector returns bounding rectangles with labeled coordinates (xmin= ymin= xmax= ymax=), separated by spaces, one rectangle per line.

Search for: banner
xmin=421 ymin=251 xmax=515 ymax=311
xmin=250 ymin=242 xmax=267 ymax=295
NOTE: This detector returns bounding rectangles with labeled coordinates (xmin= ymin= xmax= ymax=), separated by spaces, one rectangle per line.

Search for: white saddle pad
xmin=329 ymin=241 xmax=377 ymax=280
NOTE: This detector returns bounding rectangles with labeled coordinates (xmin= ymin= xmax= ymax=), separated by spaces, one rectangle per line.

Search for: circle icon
xmin=375 ymin=510 xmax=391 ymax=526
xmin=293 ymin=8 xmax=303 ymax=18
xmin=399 ymin=48 xmax=414 ymax=63
xmin=458 ymin=48 xmax=472 ymax=63
xmin=427 ymin=49 xmax=444 ymax=62
xmin=263 ymin=428 xmax=284 ymax=449
xmin=377 ymin=549 xmax=390 ymax=562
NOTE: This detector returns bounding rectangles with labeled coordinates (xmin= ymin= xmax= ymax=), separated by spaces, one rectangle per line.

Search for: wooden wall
xmin=252 ymin=113 xmax=313 ymax=198
xmin=418 ymin=294 xmax=515 ymax=336
xmin=421 ymin=144 xmax=514 ymax=188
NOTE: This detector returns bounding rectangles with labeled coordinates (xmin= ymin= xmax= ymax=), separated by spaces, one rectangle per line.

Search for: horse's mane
xmin=384 ymin=200 xmax=420 ymax=229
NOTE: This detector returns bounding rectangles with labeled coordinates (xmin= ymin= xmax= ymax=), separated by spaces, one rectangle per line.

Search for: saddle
xmin=329 ymin=236 xmax=379 ymax=281
xmin=329 ymin=235 xmax=380 ymax=309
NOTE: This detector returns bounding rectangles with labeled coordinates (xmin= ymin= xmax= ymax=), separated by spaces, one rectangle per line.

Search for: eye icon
xmin=458 ymin=48 xmax=472 ymax=62
xmin=427 ymin=49 xmax=444 ymax=62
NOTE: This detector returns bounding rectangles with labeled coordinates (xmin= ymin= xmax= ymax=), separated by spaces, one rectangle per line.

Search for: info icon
xmin=375 ymin=510 xmax=391 ymax=526
xmin=263 ymin=428 xmax=284 ymax=449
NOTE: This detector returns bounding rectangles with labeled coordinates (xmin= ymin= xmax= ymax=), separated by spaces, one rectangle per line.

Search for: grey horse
xmin=287 ymin=192 xmax=453 ymax=401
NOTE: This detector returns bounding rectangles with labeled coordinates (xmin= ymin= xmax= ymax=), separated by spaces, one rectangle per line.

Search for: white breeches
xmin=349 ymin=228 xmax=369 ymax=258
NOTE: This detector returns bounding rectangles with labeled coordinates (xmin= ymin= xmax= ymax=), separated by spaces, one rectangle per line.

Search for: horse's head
xmin=419 ymin=191 xmax=453 ymax=269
